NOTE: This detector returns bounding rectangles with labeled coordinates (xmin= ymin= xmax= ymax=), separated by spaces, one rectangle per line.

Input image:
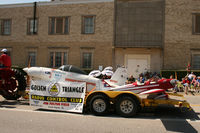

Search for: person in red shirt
xmin=182 ymin=76 xmax=190 ymax=94
xmin=0 ymin=49 xmax=11 ymax=68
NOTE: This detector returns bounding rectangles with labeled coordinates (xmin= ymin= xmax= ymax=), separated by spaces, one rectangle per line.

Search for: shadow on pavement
xmin=161 ymin=119 xmax=198 ymax=133
xmin=0 ymin=99 xmax=29 ymax=108
xmin=147 ymin=107 xmax=199 ymax=133
xmin=0 ymin=99 xmax=199 ymax=132
xmin=83 ymin=106 xmax=200 ymax=133
xmin=136 ymin=106 xmax=200 ymax=120
xmin=109 ymin=106 xmax=199 ymax=133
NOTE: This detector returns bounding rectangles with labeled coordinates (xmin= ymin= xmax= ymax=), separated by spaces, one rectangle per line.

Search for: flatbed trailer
xmin=85 ymin=90 xmax=191 ymax=117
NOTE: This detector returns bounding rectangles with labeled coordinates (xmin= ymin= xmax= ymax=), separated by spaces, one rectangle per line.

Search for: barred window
xmin=82 ymin=16 xmax=95 ymax=34
xmin=27 ymin=18 xmax=38 ymax=35
xmin=193 ymin=14 xmax=200 ymax=34
xmin=192 ymin=54 xmax=200 ymax=69
xmin=28 ymin=52 xmax=37 ymax=66
xmin=49 ymin=17 xmax=69 ymax=35
xmin=0 ymin=19 xmax=11 ymax=35
xmin=50 ymin=52 xmax=67 ymax=68
xmin=82 ymin=52 xmax=92 ymax=69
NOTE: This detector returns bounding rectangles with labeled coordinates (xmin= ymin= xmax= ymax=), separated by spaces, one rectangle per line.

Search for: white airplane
xmin=24 ymin=65 xmax=176 ymax=100
xmin=23 ymin=65 xmax=128 ymax=91
xmin=23 ymin=65 xmax=104 ymax=93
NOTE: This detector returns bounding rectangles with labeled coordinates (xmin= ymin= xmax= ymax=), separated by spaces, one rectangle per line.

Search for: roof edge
xmin=0 ymin=0 xmax=114 ymax=8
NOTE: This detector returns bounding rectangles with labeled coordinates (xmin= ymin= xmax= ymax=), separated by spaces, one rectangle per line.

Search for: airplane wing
xmin=139 ymin=89 xmax=165 ymax=95
xmin=104 ymin=67 xmax=128 ymax=87
xmin=104 ymin=79 xmax=119 ymax=87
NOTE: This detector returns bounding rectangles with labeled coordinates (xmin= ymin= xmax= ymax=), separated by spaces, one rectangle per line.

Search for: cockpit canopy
xmin=58 ymin=65 xmax=87 ymax=75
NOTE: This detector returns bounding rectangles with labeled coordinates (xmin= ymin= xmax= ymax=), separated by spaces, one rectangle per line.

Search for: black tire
xmin=2 ymin=69 xmax=26 ymax=100
xmin=89 ymin=94 xmax=109 ymax=116
xmin=116 ymin=96 xmax=138 ymax=117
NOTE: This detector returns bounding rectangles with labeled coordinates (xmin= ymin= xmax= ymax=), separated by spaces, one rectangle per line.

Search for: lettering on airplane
xmin=31 ymin=85 xmax=47 ymax=91
xmin=62 ymin=86 xmax=84 ymax=93
xmin=53 ymin=71 xmax=65 ymax=77
xmin=45 ymin=71 xmax=51 ymax=75
xmin=31 ymin=95 xmax=83 ymax=103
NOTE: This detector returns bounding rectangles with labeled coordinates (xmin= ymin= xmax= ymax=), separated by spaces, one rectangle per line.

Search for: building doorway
xmin=125 ymin=54 xmax=150 ymax=78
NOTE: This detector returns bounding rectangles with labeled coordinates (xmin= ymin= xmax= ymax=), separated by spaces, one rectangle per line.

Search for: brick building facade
xmin=0 ymin=0 xmax=114 ymax=71
xmin=114 ymin=0 xmax=164 ymax=77
xmin=0 ymin=0 xmax=200 ymax=76
xmin=164 ymin=0 xmax=200 ymax=70
xmin=114 ymin=0 xmax=200 ymax=77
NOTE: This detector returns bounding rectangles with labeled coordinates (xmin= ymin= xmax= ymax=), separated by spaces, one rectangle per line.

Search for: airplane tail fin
xmin=105 ymin=67 xmax=128 ymax=87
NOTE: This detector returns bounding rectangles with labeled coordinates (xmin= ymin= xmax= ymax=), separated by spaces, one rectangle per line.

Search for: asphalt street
xmin=0 ymin=93 xmax=200 ymax=133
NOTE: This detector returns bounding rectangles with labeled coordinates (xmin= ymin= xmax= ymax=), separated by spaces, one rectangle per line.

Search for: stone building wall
xmin=164 ymin=0 xmax=200 ymax=69
xmin=0 ymin=0 xmax=114 ymax=69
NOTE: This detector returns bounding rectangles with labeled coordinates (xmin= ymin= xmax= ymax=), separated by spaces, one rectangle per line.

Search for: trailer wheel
xmin=116 ymin=96 xmax=138 ymax=117
xmin=89 ymin=94 xmax=109 ymax=116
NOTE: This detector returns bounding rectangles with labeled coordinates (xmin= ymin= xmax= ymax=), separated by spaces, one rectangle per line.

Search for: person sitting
xmin=191 ymin=76 xmax=199 ymax=92
xmin=188 ymin=72 xmax=195 ymax=81
xmin=150 ymin=76 xmax=159 ymax=83
xmin=139 ymin=76 xmax=145 ymax=83
xmin=197 ymin=76 xmax=200 ymax=85
xmin=196 ymin=76 xmax=200 ymax=93
xmin=126 ymin=75 xmax=135 ymax=84
xmin=142 ymin=76 xmax=159 ymax=86
xmin=169 ymin=75 xmax=178 ymax=93
xmin=182 ymin=76 xmax=191 ymax=94
xmin=0 ymin=49 xmax=11 ymax=68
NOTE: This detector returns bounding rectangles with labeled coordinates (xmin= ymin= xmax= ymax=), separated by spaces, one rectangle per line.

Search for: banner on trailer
xmin=29 ymin=80 xmax=86 ymax=113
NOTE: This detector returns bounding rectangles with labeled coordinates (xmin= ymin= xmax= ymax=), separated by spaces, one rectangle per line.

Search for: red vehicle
xmin=0 ymin=68 xmax=26 ymax=100
xmin=108 ymin=78 xmax=176 ymax=99
xmin=102 ymin=67 xmax=176 ymax=99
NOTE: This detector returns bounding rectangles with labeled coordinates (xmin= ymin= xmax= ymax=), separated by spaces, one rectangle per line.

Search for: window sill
xmin=48 ymin=33 xmax=69 ymax=35
xmin=192 ymin=33 xmax=200 ymax=35
xmin=0 ymin=34 xmax=11 ymax=36
xmin=27 ymin=34 xmax=38 ymax=35
xmin=81 ymin=33 xmax=95 ymax=35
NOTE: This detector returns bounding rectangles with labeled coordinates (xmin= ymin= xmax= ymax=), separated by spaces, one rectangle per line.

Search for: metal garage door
xmin=125 ymin=54 xmax=150 ymax=78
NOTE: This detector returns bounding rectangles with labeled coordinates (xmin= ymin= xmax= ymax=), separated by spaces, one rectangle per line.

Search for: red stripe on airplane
xmin=110 ymin=80 xmax=118 ymax=83
xmin=65 ymin=78 xmax=96 ymax=86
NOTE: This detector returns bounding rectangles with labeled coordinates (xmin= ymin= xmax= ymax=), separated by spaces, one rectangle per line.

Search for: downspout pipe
xmin=33 ymin=2 xmax=37 ymax=34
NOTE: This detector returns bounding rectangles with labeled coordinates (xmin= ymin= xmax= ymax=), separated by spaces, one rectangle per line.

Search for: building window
xmin=27 ymin=18 xmax=38 ymax=35
xmin=193 ymin=14 xmax=200 ymax=34
xmin=49 ymin=17 xmax=69 ymax=35
xmin=82 ymin=52 xmax=92 ymax=69
xmin=28 ymin=52 xmax=36 ymax=66
xmin=50 ymin=52 xmax=67 ymax=68
xmin=0 ymin=19 xmax=11 ymax=35
xmin=192 ymin=54 xmax=200 ymax=69
xmin=82 ymin=16 xmax=95 ymax=34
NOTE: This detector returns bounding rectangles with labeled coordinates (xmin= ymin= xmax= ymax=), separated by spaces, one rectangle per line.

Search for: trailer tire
xmin=116 ymin=96 xmax=138 ymax=117
xmin=89 ymin=94 xmax=109 ymax=116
